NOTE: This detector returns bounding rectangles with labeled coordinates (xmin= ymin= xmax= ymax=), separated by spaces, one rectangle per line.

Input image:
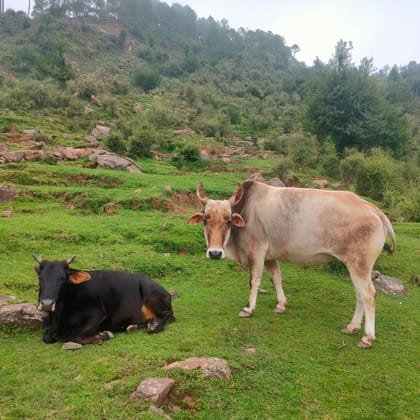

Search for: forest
xmin=1 ymin=0 xmax=420 ymax=220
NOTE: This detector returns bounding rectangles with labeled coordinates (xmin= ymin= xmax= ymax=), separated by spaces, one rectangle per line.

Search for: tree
xmin=303 ymin=40 xmax=408 ymax=156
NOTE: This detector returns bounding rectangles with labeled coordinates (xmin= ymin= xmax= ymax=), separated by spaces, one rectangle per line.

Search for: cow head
xmin=187 ymin=182 xmax=246 ymax=259
xmin=33 ymin=254 xmax=91 ymax=312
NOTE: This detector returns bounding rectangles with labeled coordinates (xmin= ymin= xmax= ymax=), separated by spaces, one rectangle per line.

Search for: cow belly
xmin=281 ymin=252 xmax=335 ymax=266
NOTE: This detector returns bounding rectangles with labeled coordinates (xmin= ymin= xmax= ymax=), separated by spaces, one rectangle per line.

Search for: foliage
xmin=0 ymin=162 xmax=419 ymax=419
xmin=355 ymin=149 xmax=398 ymax=201
xmin=132 ymin=66 xmax=161 ymax=92
xmin=303 ymin=40 xmax=409 ymax=156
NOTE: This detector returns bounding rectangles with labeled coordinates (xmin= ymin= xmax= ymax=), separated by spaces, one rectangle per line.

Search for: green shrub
xmin=105 ymin=133 xmax=126 ymax=155
xmin=355 ymin=149 xmax=397 ymax=201
xmin=128 ymin=126 xmax=156 ymax=158
xmin=132 ymin=67 xmax=161 ymax=92
xmin=172 ymin=145 xmax=205 ymax=169
xmin=340 ymin=149 xmax=366 ymax=185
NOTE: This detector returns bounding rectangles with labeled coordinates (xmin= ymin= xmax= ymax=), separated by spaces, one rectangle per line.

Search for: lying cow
xmin=187 ymin=181 xmax=396 ymax=348
xmin=33 ymin=254 xmax=175 ymax=345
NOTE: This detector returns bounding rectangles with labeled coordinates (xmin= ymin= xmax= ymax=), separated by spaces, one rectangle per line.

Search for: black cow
xmin=33 ymin=254 xmax=175 ymax=345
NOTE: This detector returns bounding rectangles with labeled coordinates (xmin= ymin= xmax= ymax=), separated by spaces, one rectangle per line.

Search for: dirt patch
xmin=150 ymin=191 xmax=200 ymax=214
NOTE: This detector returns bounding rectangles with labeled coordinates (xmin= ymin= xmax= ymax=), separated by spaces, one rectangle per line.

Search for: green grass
xmin=0 ymin=161 xmax=419 ymax=419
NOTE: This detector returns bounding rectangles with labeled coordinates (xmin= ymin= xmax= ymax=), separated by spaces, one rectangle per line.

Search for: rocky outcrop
xmin=0 ymin=302 xmax=45 ymax=329
xmin=88 ymin=151 xmax=142 ymax=173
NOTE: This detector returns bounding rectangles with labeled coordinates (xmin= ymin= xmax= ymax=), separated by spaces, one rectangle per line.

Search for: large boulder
xmin=0 ymin=302 xmax=45 ymax=329
xmin=89 ymin=151 xmax=142 ymax=173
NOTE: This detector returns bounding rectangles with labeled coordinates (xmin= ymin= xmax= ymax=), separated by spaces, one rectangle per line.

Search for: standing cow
xmin=187 ymin=181 xmax=396 ymax=348
xmin=34 ymin=255 xmax=175 ymax=345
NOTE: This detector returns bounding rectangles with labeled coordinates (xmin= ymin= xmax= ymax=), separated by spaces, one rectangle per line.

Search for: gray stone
xmin=131 ymin=377 xmax=175 ymax=406
xmin=163 ymin=357 xmax=231 ymax=380
xmin=0 ymin=303 xmax=45 ymax=329
xmin=62 ymin=342 xmax=83 ymax=350
xmin=372 ymin=270 xmax=406 ymax=296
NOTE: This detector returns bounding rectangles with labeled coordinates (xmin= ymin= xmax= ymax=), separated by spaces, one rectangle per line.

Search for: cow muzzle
xmin=38 ymin=299 xmax=56 ymax=312
xmin=207 ymin=248 xmax=225 ymax=259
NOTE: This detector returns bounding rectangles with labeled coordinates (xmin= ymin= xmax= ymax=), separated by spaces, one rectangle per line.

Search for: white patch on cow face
xmin=203 ymin=200 xmax=234 ymax=260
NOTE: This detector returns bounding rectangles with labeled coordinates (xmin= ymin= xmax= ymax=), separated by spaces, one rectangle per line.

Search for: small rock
xmin=163 ymin=357 xmax=231 ymax=380
xmin=313 ymin=178 xmax=329 ymax=188
xmin=62 ymin=342 xmax=83 ymax=350
xmin=131 ymin=377 xmax=175 ymax=406
xmin=91 ymin=125 xmax=110 ymax=138
xmin=2 ymin=210 xmax=13 ymax=217
xmin=372 ymin=270 xmax=406 ymax=296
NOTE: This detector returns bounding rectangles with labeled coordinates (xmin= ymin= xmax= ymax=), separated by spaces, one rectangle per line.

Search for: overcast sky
xmin=6 ymin=0 xmax=419 ymax=69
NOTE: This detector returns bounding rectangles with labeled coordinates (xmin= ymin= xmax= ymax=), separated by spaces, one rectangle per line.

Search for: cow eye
xmin=227 ymin=220 xmax=232 ymax=227
xmin=203 ymin=219 xmax=207 ymax=226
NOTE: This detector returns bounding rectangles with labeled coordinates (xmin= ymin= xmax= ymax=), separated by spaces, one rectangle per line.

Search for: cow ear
xmin=232 ymin=213 xmax=246 ymax=227
xmin=69 ymin=271 xmax=91 ymax=284
xmin=187 ymin=213 xmax=204 ymax=225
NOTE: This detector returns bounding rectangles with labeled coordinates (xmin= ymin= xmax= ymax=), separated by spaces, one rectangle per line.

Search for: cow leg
xmin=70 ymin=310 xmax=108 ymax=345
xmin=265 ymin=260 xmax=287 ymax=313
xmin=346 ymin=267 xmax=376 ymax=348
xmin=239 ymin=258 xmax=264 ymax=317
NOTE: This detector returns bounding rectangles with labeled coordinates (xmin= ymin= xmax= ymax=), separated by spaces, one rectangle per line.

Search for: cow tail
xmin=377 ymin=209 xmax=397 ymax=254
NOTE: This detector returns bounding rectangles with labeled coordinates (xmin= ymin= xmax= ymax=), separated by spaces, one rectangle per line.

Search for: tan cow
xmin=187 ymin=180 xmax=396 ymax=348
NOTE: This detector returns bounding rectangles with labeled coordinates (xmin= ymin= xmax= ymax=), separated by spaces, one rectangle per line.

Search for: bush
xmin=128 ymin=126 xmax=156 ymax=158
xmin=340 ymin=149 xmax=365 ymax=185
xmin=172 ymin=145 xmax=205 ymax=169
xmin=105 ymin=133 xmax=126 ymax=155
xmin=355 ymin=149 xmax=397 ymax=201
xmin=132 ymin=67 xmax=161 ymax=92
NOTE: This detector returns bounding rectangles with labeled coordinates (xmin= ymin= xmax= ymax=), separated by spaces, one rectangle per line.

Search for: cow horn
xmin=32 ymin=253 xmax=45 ymax=265
xmin=229 ymin=183 xmax=244 ymax=207
xmin=196 ymin=182 xmax=208 ymax=206
xmin=66 ymin=256 xmax=76 ymax=265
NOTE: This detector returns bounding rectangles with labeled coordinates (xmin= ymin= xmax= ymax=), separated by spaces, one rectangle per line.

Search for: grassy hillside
xmin=0 ymin=160 xmax=419 ymax=419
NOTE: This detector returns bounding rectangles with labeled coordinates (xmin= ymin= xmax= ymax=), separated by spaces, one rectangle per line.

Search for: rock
xmin=371 ymin=271 xmax=406 ymax=296
xmin=90 ymin=95 xmax=101 ymax=106
xmin=133 ymin=102 xmax=143 ymax=112
xmin=163 ymin=357 xmax=231 ymax=380
xmin=313 ymin=178 xmax=329 ymax=188
xmin=266 ymin=177 xmax=286 ymax=187
xmin=84 ymin=106 xmax=94 ymax=115
xmin=89 ymin=151 xmax=142 ymax=173
xmin=0 ymin=303 xmax=45 ymax=329
xmin=52 ymin=147 xmax=94 ymax=160
xmin=173 ymin=129 xmax=194 ymax=136
xmin=62 ymin=342 xmax=83 ymax=350
xmin=0 ymin=295 xmax=18 ymax=308
xmin=410 ymin=275 xmax=420 ymax=286
xmin=85 ymin=135 xmax=98 ymax=144
xmin=2 ymin=210 xmax=13 ymax=217
xmin=131 ymin=377 xmax=175 ymax=406
xmin=91 ymin=124 xmax=110 ymax=137
xmin=0 ymin=187 xmax=15 ymax=203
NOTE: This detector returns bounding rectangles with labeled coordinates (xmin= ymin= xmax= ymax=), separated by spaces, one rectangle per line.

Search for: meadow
xmin=0 ymin=160 xmax=419 ymax=419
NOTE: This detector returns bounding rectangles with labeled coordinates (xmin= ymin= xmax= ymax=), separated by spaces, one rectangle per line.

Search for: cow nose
xmin=208 ymin=249 xmax=223 ymax=259
xmin=40 ymin=299 xmax=55 ymax=312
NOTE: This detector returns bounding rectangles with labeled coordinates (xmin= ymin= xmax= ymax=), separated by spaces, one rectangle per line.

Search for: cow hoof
xmin=126 ymin=324 xmax=138 ymax=334
xmin=101 ymin=331 xmax=114 ymax=340
xmin=357 ymin=336 xmax=374 ymax=349
xmin=341 ymin=325 xmax=360 ymax=335
xmin=239 ymin=308 xmax=253 ymax=318
xmin=147 ymin=318 xmax=160 ymax=333
xmin=273 ymin=306 xmax=286 ymax=314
